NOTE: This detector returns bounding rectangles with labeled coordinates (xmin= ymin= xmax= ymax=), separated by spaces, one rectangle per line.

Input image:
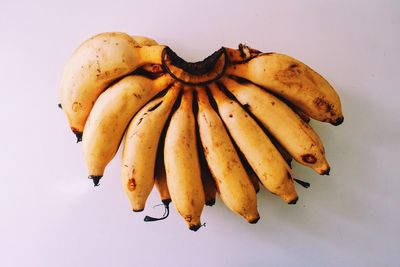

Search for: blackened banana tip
xmin=332 ymin=116 xmax=344 ymax=126
xmin=75 ymin=132 xmax=83 ymax=143
xmin=189 ymin=224 xmax=202 ymax=232
xmin=249 ymin=216 xmax=260 ymax=224
xmin=321 ymin=167 xmax=330 ymax=176
xmin=162 ymin=199 xmax=172 ymax=206
xmin=58 ymin=103 xmax=62 ymax=109
xmin=89 ymin=175 xmax=102 ymax=186
xmin=206 ymin=199 xmax=216 ymax=206
xmin=132 ymin=208 xmax=144 ymax=212
xmin=288 ymin=196 xmax=299 ymax=205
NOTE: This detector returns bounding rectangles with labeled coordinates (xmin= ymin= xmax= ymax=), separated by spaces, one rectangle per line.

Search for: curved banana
xmin=60 ymin=32 xmax=166 ymax=139
xmin=196 ymin=87 xmax=259 ymax=223
xmin=82 ymin=74 xmax=173 ymax=185
xmin=220 ymin=77 xmax=330 ymax=174
xmin=164 ymin=89 xmax=205 ymax=231
xmin=121 ymin=83 xmax=181 ymax=211
xmin=208 ymin=83 xmax=298 ymax=204
xmin=226 ymin=53 xmax=343 ymax=125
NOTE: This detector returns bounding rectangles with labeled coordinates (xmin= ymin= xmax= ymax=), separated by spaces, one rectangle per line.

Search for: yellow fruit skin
xmin=164 ymin=89 xmax=205 ymax=231
xmin=209 ymin=83 xmax=298 ymax=204
xmin=226 ymin=53 xmax=343 ymax=125
xmin=121 ymin=84 xmax=181 ymax=211
xmin=82 ymin=74 xmax=173 ymax=182
xmin=197 ymin=88 xmax=260 ymax=223
xmin=60 ymin=32 xmax=165 ymax=135
xmin=220 ymin=77 xmax=330 ymax=175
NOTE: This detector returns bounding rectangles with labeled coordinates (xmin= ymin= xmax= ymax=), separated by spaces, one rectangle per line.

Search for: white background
xmin=1 ymin=0 xmax=399 ymax=266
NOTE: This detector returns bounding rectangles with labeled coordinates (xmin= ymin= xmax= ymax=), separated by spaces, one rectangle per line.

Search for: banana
xmin=208 ymin=83 xmax=298 ymax=204
xmin=60 ymin=32 xmax=166 ymax=140
xmin=164 ymin=89 xmax=205 ymax=231
xmin=220 ymin=77 xmax=330 ymax=174
xmin=196 ymin=87 xmax=259 ymax=222
xmin=197 ymin=132 xmax=217 ymax=207
xmin=82 ymin=74 xmax=173 ymax=186
xmin=121 ymin=83 xmax=181 ymax=211
xmin=226 ymin=53 xmax=343 ymax=125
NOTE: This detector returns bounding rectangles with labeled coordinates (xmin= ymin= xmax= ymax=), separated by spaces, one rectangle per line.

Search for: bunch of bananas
xmin=60 ymin=32 xmax=343 ymax=231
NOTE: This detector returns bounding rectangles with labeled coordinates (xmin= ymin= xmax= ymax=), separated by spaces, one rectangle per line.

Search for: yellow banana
xmin=164 ymin=89 xmax=205 ymax=231
xmin=82 ymin=74 xmax=173 ymax=186
xmin=208 ymin=83 xmax=298 ymax=204
xmin=220 ymin=77 xmax=330 ymax=174
xmin=60 ymin=32 xmax=166 ymax=140
xmin=121 ymin=83 xmax=181 ymax=211
xmin=196 ymin=87 xmax=259 ymax=222
xmin=226 ymin=53 xmax=343 ymax=125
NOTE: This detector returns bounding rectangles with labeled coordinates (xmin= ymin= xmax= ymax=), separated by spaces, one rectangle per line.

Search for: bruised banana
xmin=164 ymin=89 xmax=205 ymax=231
xmin=121 ymin=83 xmax=181 ymax=211
xmin=60 ymin=32 xmax=166 ymax=140
xmin=82 ymin=74 xmax=173 ymax=185
xmin=226 ymin=52 xmax=343 ymax=125
xmin=209 ymin=83 xmax=298 ymax=204
xmin=197 ymin=87 xmax=259 ymax=223
xmin=220 ymin=76 xmax=330 ymax=175
xmin=61 ymin=33 xmax=344 ymax=229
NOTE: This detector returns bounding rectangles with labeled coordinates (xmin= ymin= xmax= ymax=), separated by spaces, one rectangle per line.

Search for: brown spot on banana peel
xmin=127 ymin=177 xmax=136 ymax=191
xmin=301 ymin=154 xmax=317 ymax=164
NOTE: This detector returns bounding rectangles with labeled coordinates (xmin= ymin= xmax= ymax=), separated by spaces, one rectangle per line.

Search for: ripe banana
xmin=61 ymin=33 xmax=344 ymax=229
xmin=220 ymin=77 xmax=330 ymax=174
xmin=226 ymin=53 xmax=344 ymax=125
xmin=60 ymin=32 xmax=166 ymax=140
xmin=208 ymin=82 xmax=298 ymax=204
xmin=164 ymin=89 xmax=205 ymax=231
xmin=82 ymin=74 xmax=173 ymax=185
xmin=121 ymin=83 xmax=181 ymax=211
xmin=197 ymin=87 xmax=260 ymax=222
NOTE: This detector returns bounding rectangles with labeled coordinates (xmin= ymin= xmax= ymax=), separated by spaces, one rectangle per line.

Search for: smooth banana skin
xmin=226 ymin=53 xmax=343 ymax=125
xmin=208 ymin=83 xmax=298 ymax=204
xmin=197 ymin=88 xmax=260 ymax=223
xmin=82 ymin=74 xmax=173 ymax=185
xmin=164 ymin=89 xmax=205 ymax=231
xmin=60 ymin=32 xmax=166 ymax=139
xmin=121 ymin=84 xmax=181 ymax=211
xmin=220 ymin=77 xmax=330 ymax=175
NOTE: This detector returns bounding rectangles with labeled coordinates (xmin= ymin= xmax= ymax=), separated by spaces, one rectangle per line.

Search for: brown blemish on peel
xmin=128 ymin=178 xmax=136 ymax=191
xmin=302 ymin=154 xmax=317 ymax=164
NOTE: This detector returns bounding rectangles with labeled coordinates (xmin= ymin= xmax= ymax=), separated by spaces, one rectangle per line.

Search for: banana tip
xmin=248 ymin=216 xmax=260 ymax=224
xmin=132 ymin=208 xmax=145 ymax=212
xmin=88 ymin=175 xmax=102 ymax=186
xmin=288 ymin=196 xmax=299 ymax=205
xmin=162 ymin=199 xmax=172 ymax=206
xmin=189 ymin=224 xmax=202 ymax=232
xmin=206 ymin=199 xmax=216 ymax=206
xmin=332 ymin=116 xmax=344 ymax=126
xmin=321 ymin=167 xmax=330 ymax=176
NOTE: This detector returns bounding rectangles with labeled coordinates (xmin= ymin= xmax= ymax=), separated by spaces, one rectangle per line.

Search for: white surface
xmin=1 ymin=0 xmax=399 ymax=266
